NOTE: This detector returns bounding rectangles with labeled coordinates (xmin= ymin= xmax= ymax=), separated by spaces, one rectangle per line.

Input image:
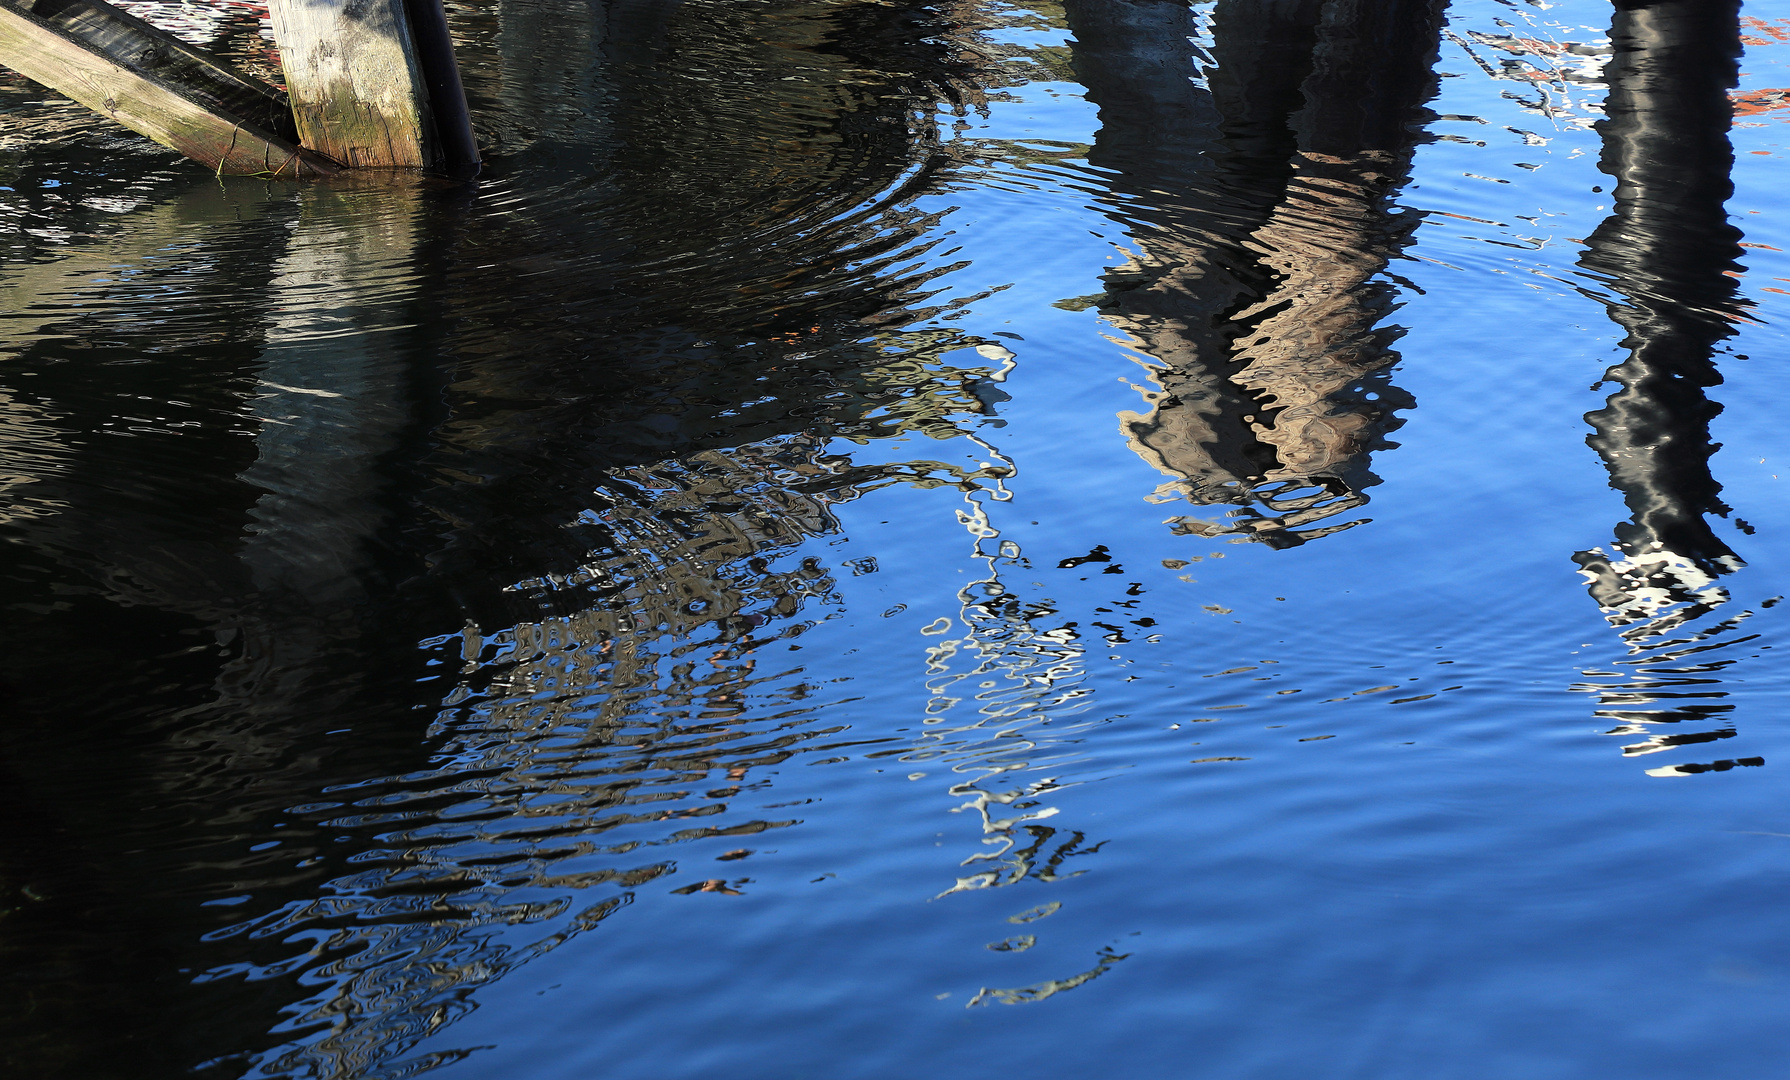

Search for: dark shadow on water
xmin=0 ymin=1 xmax=1009 ymax=1075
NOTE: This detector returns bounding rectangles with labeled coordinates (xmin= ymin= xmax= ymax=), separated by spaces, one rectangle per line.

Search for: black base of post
xmin=403 ymin=0 xmax=479 ymax=177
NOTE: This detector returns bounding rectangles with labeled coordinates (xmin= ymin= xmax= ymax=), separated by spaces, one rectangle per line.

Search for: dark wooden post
xmin=404 ymin=0 xmax=479 ymax=174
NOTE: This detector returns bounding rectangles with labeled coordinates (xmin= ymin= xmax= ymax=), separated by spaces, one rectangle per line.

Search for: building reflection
xmin=1570 ymin=0 xmax=1763 ymax=777
xmin=1066 ymin=0 xmax=1444 ymax=546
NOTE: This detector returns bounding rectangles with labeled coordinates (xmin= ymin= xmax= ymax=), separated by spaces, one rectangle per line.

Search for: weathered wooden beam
xmin=266 ymin=0 xmax=442 ymax=169
xmin=6 ymin=0 xmax=297 ymax=140
xmin=0 ymin=2 xmax=337 ymax=176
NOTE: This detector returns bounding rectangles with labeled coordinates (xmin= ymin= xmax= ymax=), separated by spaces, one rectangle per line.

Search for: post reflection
xmin=1570 ymin=0 xmax=1765 ymax=777
xmin=0 ymin=0 xmax=1016 ymax=1075
xmin=1067 ymin=0 xmax=1445 ymax=547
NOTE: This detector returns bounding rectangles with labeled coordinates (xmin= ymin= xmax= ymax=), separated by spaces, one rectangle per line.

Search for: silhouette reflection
xmin=1066 ymin=0 xmax=1444 ymax=546
xmin=1569 ymin=0 xmax=1765 ymax=777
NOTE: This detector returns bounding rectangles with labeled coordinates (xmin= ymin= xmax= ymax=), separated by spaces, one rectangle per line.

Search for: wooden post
xmin=266 ymin=0 xmax=477 ymax=172
xmin=0 ymin=0 xmax=336 ymax=176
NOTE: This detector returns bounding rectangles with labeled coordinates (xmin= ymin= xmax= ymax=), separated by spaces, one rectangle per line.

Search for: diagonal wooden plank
xmin=0 ymin=1 xmax=337 ymax=176
xmin=6 ymin=0 xmax=297 ymax=140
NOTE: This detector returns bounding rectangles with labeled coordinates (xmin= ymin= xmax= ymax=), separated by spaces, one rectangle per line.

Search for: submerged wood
xmin=5 ymin=0 xmax=296 ymax=140
xmin=0 ymin=2 xmax=335 ymax=176
xmin=266 ymin=0 xmax=435 ymax=169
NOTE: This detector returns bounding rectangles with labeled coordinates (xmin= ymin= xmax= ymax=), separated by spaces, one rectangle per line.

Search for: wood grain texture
xmin=7 ymin=0 xmax=297 ymax=140
xmin=266 ymin=0 xmax=433 ymax=168
xmin=0 ymin=3 xmax=337 ymax=176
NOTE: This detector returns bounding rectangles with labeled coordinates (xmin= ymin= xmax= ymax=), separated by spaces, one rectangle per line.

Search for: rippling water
xmin=4 ymin=0 xmax=1790 ymax=1076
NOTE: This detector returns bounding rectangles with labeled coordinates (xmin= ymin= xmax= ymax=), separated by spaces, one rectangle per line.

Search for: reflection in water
xmin=11 ymin=0 xmax=1782 ymax=1074
xmin=1067 ymin=0 xmax=1444 ymax=546
xmin=0 ymin=1 xmax=1469 ymax=1070
xmin=1569 ymin=1 xmax=1765 ymax=777
xmin=0 ymin=0 xmax=1019 ymax=1075
xmin=1444 ymin=19 xmax=1610 ymax=131
xmin=885 ymin=425 xmax=1117 ymax=1005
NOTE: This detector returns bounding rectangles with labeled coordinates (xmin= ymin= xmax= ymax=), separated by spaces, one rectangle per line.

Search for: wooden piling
xmin=0 ymin=0 xmax=336 ymax=177
xmin=266 ymin=0 xmax=477 ymax=172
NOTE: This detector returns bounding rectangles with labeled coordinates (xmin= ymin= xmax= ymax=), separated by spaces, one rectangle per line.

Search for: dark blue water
xmin=4 ymin=1 xmax=1790 ymax=1077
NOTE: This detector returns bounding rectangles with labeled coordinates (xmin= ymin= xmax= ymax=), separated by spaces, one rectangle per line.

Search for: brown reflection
xmin=1065 ymin=0 xmax=1444 ymax=546
xmin=1569 ymin=0 xmax=1763 ymax=777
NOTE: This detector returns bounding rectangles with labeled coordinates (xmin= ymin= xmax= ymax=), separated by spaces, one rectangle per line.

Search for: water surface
xmin=4 ymin=1 xmax=1790 ymax=1077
